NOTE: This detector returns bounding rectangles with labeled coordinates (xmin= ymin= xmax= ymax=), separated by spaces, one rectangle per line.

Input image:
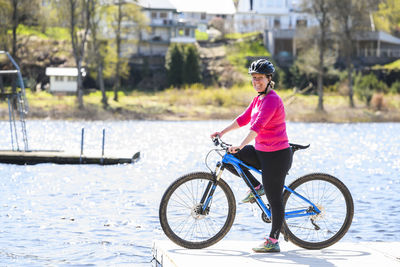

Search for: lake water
xmin=0 ymin=120 xmax=399 ymax=266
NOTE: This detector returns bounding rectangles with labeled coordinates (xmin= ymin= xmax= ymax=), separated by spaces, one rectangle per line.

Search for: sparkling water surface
xmin=0 ymin=121 xmax=399 ymax=266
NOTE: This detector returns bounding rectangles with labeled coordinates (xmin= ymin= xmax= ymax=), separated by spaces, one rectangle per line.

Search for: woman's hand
xmin=228 ymin=146 xmax=241 ymax=154
xmin=210 ymin=132 xmax=222 ymax=139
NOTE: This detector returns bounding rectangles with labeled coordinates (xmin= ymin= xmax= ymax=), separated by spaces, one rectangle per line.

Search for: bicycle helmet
xmin=248 ymin=59 xmax=275 ymax=95
xmin=248 ymin=59 xmax=275 ymax=76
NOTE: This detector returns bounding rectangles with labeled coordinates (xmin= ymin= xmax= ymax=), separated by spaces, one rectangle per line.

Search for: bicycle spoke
xmin=284 ymin=174 xmax=353 ymax=249
xmin=163 ymin=175 xmax=232 ymax=245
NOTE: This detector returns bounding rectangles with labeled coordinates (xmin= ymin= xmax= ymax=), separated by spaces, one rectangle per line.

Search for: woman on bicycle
xmin=211 ymin=58 xmax=293 ymax=253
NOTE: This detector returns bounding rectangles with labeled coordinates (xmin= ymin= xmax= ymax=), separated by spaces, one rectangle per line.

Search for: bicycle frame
xmin=201 ymin=152 xmax=321 ymax=220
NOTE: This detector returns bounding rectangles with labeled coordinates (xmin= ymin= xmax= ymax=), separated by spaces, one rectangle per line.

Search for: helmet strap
xmin=258 ymin=81 xmax=271 ymax=96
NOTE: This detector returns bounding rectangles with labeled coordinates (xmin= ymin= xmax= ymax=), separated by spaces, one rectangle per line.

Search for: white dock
xmin=152 ymin=240 xmax=400 ymax=267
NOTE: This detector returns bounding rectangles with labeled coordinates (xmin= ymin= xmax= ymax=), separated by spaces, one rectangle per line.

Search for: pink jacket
xmin=236 ymin=90 xmax=289 ymax=152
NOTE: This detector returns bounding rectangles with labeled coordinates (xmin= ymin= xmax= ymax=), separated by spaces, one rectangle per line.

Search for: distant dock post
xmin=101 ymin=129 xmax=105 ymax=164
xmin=80 ymin=128 xmax=84 ymax=164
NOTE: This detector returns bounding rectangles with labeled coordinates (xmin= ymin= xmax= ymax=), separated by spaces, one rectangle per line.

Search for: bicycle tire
xmin=159 ymin=172 xmax=236 ymax=249
xmin=282 ymin=173 xmax=354 ymax=250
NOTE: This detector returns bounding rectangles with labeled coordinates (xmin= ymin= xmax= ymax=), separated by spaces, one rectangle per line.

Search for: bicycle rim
xmin=283 ymin=173 xmax=354 ymax=249
xmin=160 ymin=172 xmax=236 ymax=249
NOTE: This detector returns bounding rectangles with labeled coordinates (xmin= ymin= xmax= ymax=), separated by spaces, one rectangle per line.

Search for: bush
xmin=283 ymin=63 xmax=315 ymax=93
xmin=354 ymin=73 xmax=388 ymax=106
xmin=370 ymin=93 xmax=387 ymax=111
xmin=390 ymin=81 xmax=400 ymax=94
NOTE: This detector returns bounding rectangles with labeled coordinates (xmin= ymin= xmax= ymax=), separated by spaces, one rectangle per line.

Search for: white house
xmin=170 ymin=0 xmax=236 ymax=34
xmin=135 ymin=0 xmax=237 ymax=56
xmin=45 ymin=67 xmax=86 ymax=94
xmin=234 ymin=0 xmax=317 ymax=33
xmin=136 ymin=0 xmax=197 ymax=56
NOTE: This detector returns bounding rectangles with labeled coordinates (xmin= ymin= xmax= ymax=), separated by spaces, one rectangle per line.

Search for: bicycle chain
xmin=286 ymin=224 xmax=317 ymax=231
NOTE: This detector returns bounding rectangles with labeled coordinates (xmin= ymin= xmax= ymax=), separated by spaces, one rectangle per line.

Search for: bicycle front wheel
xmin=282 ymin=173 xmax=354 ymax=249
xmin=159 ymin=172 xmax=236 ymax=249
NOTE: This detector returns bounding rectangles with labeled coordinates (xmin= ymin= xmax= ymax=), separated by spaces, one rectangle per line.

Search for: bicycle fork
xmin=200 ymin=162 xmax=224 ymax=214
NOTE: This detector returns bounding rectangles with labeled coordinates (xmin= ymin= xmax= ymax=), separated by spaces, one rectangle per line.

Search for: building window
xmin=55 ymin=76 xmax=64 ymax=81
xmin=296 ymin=19 xmax=307 ymax=27
xmin=274 ymin=18 xmax=281 ymax=29
xmin=185 ymin=28 xmax=190 ymax=36
xmin=151 ymin=12 xmax=157 ymax=19
xmin=201 ymin=13 xmax=206 ymax=20
xmin=68 ymin=76 xmax=76 ymax=82
xmin=160 ymin=12 xmax=167 ymax=18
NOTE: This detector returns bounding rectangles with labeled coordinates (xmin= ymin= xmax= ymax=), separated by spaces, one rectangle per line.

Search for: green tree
xmin=183 ymin=44 xmax=202 ymax=84
xmin=301 ymin=0 xmax=333 ymax=111
xmin=293 ymin=24 xmax=337 ymax=93
xmin=37 ymin=1 xmax=59 ymax=34
xmin=166 ymin=43 xmax=184 ymax=87
xmin=105 ymin=0 xmax=147 ymax=101
xmin=0 ymin=0 xmax=11 ymax=51
xmin=0 ymin=0 xmax=40 ymax=57
xmin=59 ymin=0 xmax=94 ymax=108
xmin=331 ymin=0 xmax=379 ymax=108
xmin=373 ymin=0 xmax=400 ymax=37
xmin=88 ymin=0 xmax=108 ymax=108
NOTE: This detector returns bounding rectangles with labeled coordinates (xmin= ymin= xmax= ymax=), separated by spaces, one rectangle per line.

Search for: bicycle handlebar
xmin=211 ymin=136 xmax=241 ymax=153
xmin=212 ymin=136 xmax=231 ymax=149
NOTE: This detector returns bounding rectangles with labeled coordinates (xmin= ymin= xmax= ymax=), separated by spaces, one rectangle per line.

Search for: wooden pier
xmin=0 ymin=150 xmax=140 ymax=165
xmin=152 ymin=240 xmax=400 ymax=267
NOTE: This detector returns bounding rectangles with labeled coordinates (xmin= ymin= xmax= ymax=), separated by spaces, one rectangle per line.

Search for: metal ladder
xmin=0 ymin=51 xmax=29 ymax=151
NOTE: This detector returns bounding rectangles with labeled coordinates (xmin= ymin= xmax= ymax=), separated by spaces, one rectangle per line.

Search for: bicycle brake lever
xmin=212 ymin=137 xmax=220 ymax=146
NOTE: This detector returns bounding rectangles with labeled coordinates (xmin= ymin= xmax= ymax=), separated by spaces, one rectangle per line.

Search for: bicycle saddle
xmin=289 ymin=143 xmax=310 ymax=152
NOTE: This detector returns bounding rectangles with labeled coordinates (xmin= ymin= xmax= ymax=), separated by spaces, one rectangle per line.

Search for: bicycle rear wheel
xmin=159 ymin=172 xmax=236 ymax=249
xmin=282 ymin=173 xmax=354 ymax=249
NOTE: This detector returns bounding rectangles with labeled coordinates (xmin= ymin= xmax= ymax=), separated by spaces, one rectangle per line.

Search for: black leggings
xmin=226 ymin=145 xmax=293 ymax=240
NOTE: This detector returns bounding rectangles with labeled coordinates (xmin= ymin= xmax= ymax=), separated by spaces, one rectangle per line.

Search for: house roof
xmin=355 ymin=31 xmax=400 ymax=45
xmin=378 ymin=31 xmax=400 ymax=45
xmin=138 ymin=0 xmax=176 ymax=10
xmin=138 ymin=0 xmax=236 ymax=15
xmin=170 ymin=0 xmax=236 ymax=15
xmin=45 ymin=67 xmax=86 ymax=77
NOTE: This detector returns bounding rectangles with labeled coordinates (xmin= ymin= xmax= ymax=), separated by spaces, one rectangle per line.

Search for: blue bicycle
xmin=159 ymin=137 xmax=354 ymax=250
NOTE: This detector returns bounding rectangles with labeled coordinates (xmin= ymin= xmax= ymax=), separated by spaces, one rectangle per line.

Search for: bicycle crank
xmin=261 ymin=213 xmax=271 ymax=223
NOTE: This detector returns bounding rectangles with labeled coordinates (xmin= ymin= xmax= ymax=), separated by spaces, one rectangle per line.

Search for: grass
xmin=195 ymin=29 xmax=209 ymax=41
xmin=1 ymin=86 xmax=399 ymax=122
xmin=372 ymin=59 xmax=400 ymax=70
xmin=15 ymin=25 xmax=70 ymax=41
xmin=225 ymin=37 xmax=271 ymax=74
xmin=224 ymin=32 xmax=261 ymax=40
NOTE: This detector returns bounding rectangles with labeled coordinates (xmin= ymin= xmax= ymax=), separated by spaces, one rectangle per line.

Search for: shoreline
xmin=1 ymin=105 xmax=399 ymax=123
xmin=1 ymin=89 xmax=400 ymax=123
